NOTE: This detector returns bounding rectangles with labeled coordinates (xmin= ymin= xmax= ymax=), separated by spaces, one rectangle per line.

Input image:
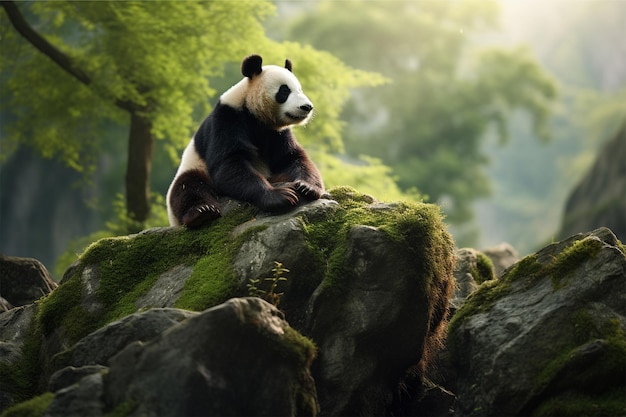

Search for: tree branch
xmin=2 ymin=1 xmax=91 ymax=86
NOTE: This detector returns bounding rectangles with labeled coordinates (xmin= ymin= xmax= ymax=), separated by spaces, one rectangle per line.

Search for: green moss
xmin=502 ymin=253 xmax=544 ymax=287
xmin=38 ymin=275 xmax=98 ymax=344
xmin=448 ymin=278 xmax=512 ymax=338
xmin=471 ymin=252 xmax=496 ymax=284
xmin=449 ymin=253 xmax=540 ymax=334
xmin=12 ymin=188 xmax=452 ymax=412
xmin=262 ymin=325 xmax=318 ymax=416
xmin=327 ymin=186 xmax=376 ymax=208
xmin=450 ymin=234 xmax=614 ymax=364
xmin=280 ymin=326 xmax=318 ymax=365
xmin=528 ymin=314 xmax=626 ymax=416
xmin=309 ymin=187 xmax=452 ymax=298
xmin=547 ymin=237 xmax=604 ymax=289
xmin=0 ymin=311 xmax=45 ymax=408
xmin=104 ymin=401 xmax=137 ymax=417
xmin=0 ymin=392 xmax=54 ymax=417
xmin=36 ymin=205 xmax=260 ymax=346
xmin=533 ymin=388 xmax=626 ymax=417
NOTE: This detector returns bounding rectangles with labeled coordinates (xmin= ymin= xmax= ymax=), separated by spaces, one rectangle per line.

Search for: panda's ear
xmin=242 ymin=55 xmax=263 ymax=78
xmin=285 ymin=59 xmax=293 ymax=72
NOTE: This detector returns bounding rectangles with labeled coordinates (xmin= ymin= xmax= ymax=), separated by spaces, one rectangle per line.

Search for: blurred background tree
xmin=2 ymin=1 xmax=277 ymax=229
xmin=1 ymin=1 xmax=384 ymax=230
xmin=285 ymin=0 xmax=557 ymax=229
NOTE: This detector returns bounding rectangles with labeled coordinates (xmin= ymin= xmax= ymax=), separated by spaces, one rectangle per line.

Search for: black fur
xmin=242 ymin=55 xmax=263 ymax=78
xmin=169 ymin=169 xmax=221 ymax=228
xmin=197 ymin=101 xmax=324 ymax=210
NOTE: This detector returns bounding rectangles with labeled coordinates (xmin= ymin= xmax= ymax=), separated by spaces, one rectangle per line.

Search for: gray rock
xmin=0 ymin=304 xmax=38 ymax=410
xmin=1 ymin=190 xmax=456 ymax=417
xmin=451 ymin=248 xmax=496 ymax=311
xmin=449 ymin=227 xmax=626 ymax=416
xmin=46 ymin=372 xmax=105 ymax=417
xmin=48 ymin=365 xmax=108 ymax=392
xmin=308 ymin=225 xmax=453 ymax=416
xmin=105 ymin=297 xmax=318 ymax=417
xmin=135 ymin=265 xmax=193 ymax=309
xmin=53 ymin=308 xmax=196 ymax=373
xmin=0 ymin=297 xmax=13 ymax=312
xmin=0 ymin=254 xmax=58 ymax=306
xmin=559 ymin=121 xmax=626 ymax=242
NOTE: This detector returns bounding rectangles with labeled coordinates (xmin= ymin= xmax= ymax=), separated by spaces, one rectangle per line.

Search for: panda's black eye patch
xmin=276 ymin=84 xmax=291 ymax=104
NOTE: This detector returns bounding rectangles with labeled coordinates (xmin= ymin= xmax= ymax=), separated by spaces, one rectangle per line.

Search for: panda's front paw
xmin=294 ymin=181 xmax=323 ymax=200
xmin=182 ymin=204 xmax=221 ymax=228
xmin=260 ymin=184 xmax=299 ymax=212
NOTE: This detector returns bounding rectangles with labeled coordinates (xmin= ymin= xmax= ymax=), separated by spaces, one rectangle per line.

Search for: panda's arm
xmin=203 ymin=109 xmax=300 ymax=211
xmin=211 ymin=151 xmax=300 ymax=212
xmin=268 ymin=133 xmax=325 ymax=200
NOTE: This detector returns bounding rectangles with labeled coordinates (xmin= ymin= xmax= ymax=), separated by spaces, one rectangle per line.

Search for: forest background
xmin=1 ymin=0 xmax=624 ymax=277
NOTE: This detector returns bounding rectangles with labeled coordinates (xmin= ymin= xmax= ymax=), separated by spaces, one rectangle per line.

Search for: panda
xmin=166 ymin=54 xmax=325 ymax=228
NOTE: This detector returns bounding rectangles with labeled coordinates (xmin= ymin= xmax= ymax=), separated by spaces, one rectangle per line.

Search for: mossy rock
xmin=448 ymin=227 xmax=626 ymax=416
xmin=1 ymin=187 xmax=455 ymax=416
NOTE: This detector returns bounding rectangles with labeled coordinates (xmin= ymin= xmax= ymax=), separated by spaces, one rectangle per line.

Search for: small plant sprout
xmin=247 ymin=261 xmax=290 ymax=307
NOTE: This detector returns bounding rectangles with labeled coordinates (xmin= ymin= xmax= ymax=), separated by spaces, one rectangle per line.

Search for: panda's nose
xmin=300 ymin=103 xmax=313 ymax=113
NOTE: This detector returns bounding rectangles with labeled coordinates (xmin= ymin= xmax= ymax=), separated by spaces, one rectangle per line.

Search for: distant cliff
xmin=559 ymin=121 xmax=626 ymax=242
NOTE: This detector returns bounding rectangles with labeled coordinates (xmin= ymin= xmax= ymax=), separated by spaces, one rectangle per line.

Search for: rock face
xmin=449 ymin=227 xmax=626 ymax=416
xmin=558 ymin=121 xmax=626 ymax=242
xmin=0 ymin=188 xmax=456 ymax=417
xmin=3 ymin=186 xmax=623 ymax=416
xmin=43 ymin=298 xmax=318 ymax=417
xmin=0 ymin=254 xmax=58 ymax=308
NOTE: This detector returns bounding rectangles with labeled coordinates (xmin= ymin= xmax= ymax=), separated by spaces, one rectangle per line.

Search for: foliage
xmin=314 ymin=152 xmax=423 ymax=203
xmin=287 ymin=0 xmax=557 ymax=224
xmin=1 ymin=1 xmax=386 ymax=230
xmin=0 ymin=1 xmax=272 ymax=165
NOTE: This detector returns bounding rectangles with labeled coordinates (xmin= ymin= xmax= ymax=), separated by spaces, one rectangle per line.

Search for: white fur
xmin=220 ymin=65 xmax=313 ymax=129
xmin=220 ymin=78 xmax=249 ymax=109
xmin=166 ymin=139 xmax=207 ymax=227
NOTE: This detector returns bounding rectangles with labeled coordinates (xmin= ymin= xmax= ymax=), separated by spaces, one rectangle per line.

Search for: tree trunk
xmin=125 ymin=112 xmax=154 ymax=230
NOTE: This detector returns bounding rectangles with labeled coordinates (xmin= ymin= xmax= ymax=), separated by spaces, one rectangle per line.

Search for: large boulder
xmin=41 ymin=297 xmax=318 ymax=417
xmin=448 ymin=227 xmax=626 ymax=416
xmin=0 ymin=187 xmax=455 ymax=416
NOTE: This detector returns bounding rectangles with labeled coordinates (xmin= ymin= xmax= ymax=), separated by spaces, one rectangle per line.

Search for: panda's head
xmin=221 ymin=55 xmax=314 ymax=130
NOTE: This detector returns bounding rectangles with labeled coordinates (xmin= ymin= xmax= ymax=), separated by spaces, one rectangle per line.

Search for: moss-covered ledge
xmin=38 ymin=187 xmax=452 ymax=346
xmin=2 ymin=186 xmax=455 ymax=414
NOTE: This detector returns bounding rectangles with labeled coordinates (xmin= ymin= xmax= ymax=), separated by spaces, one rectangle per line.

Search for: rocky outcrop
xmin=558 ymin=121 xmax=626 ymax=242
xmin=0 ymin=188 xmax=456 ymax=417
xmin=449 ymin=227 xmax=626 ymax=416
xmin=43 ymin=298 xmax=318 ymax=417
xmin=3 ymin=187 xmax=624 ymax=416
